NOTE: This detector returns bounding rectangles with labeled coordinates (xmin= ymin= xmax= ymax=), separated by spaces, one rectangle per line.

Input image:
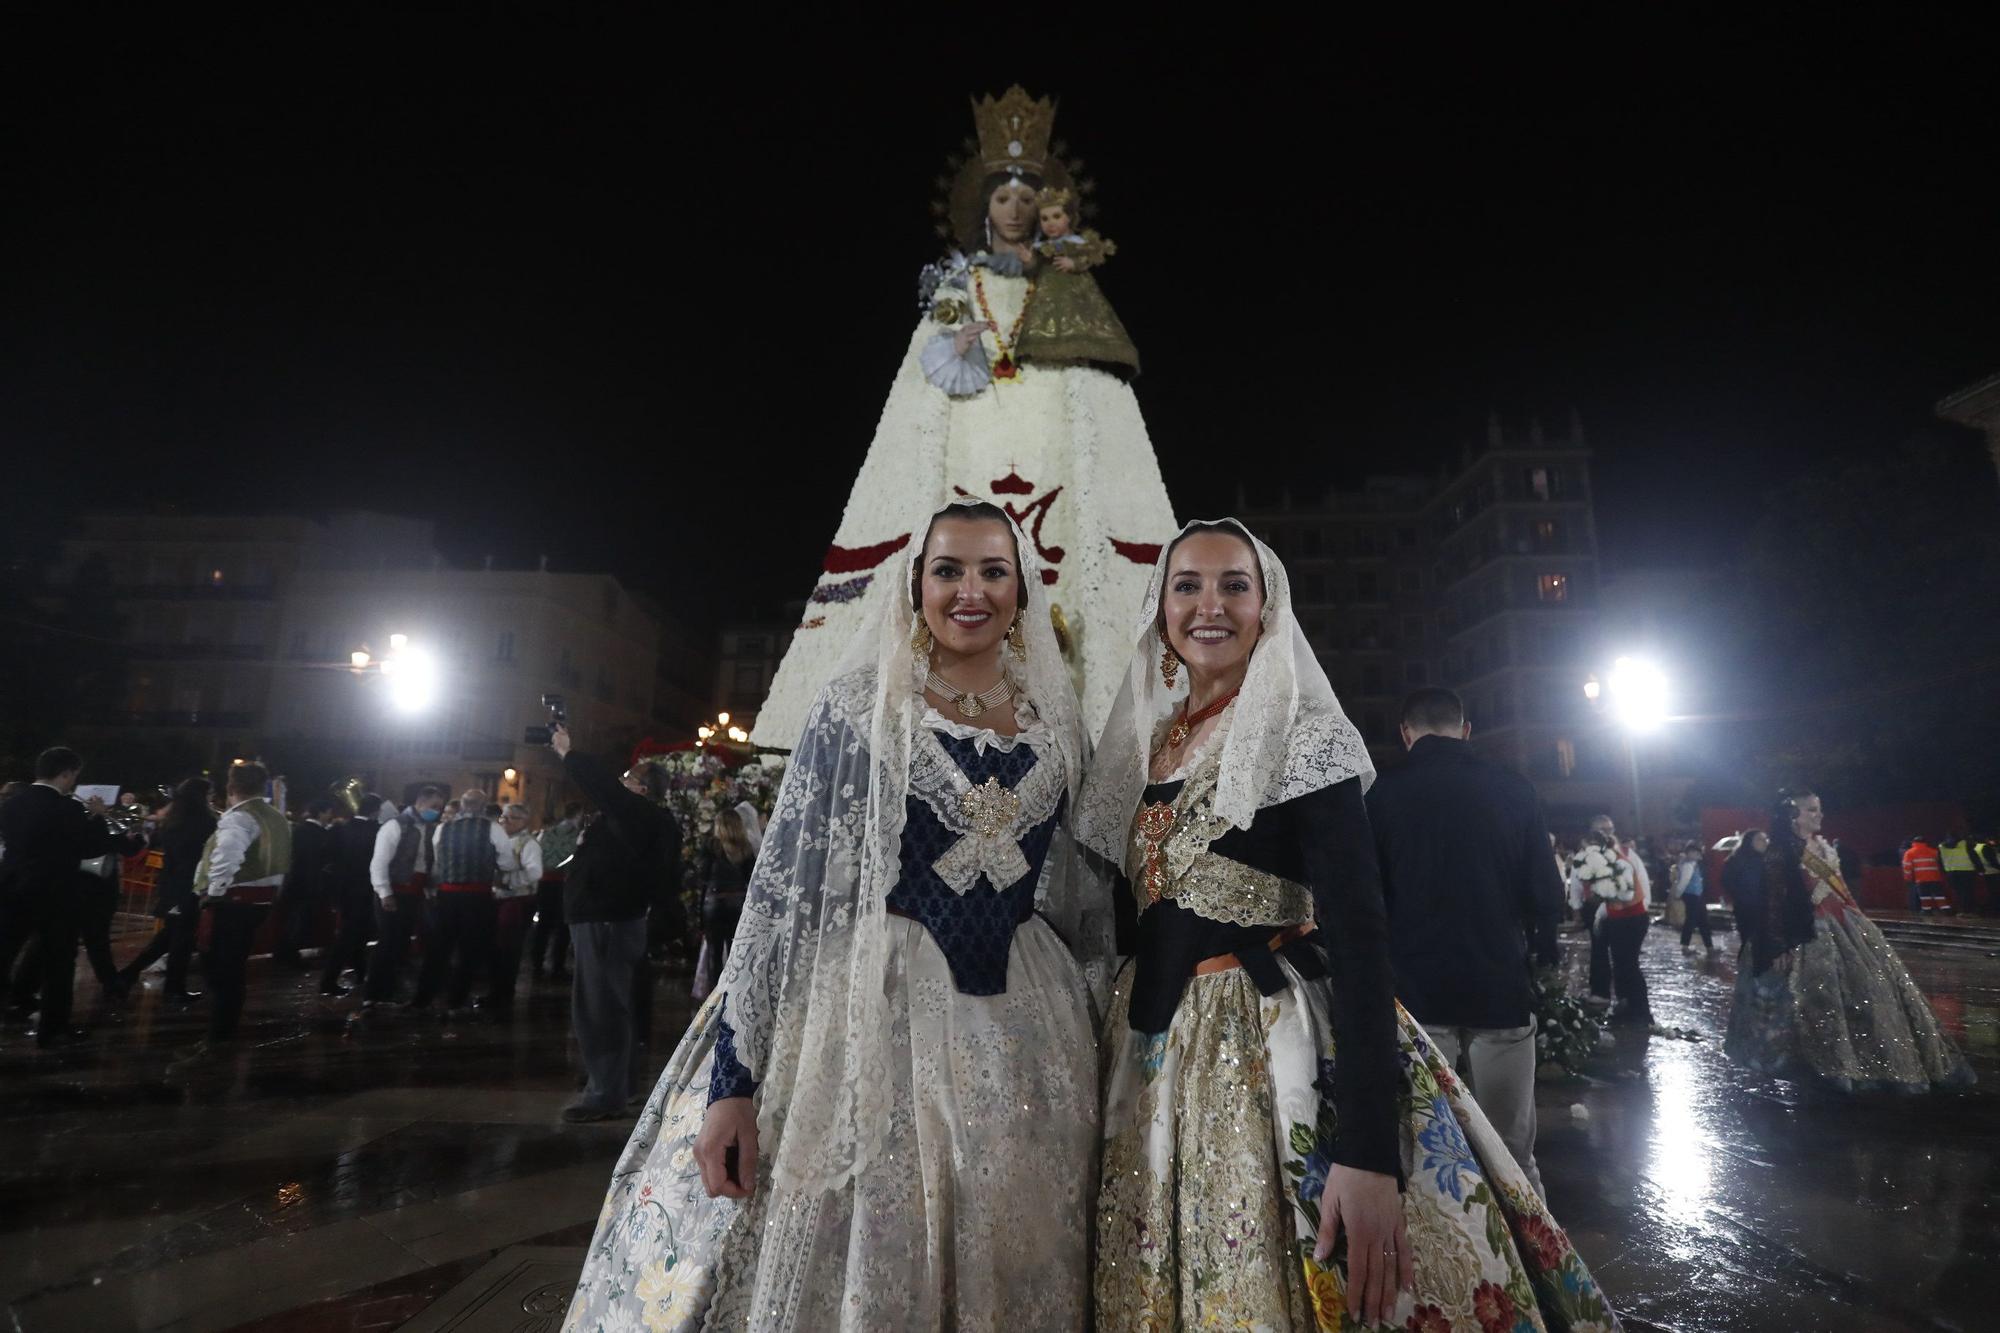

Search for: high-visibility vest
xmin=1939 ymin=840 xmax=1979 ymax=874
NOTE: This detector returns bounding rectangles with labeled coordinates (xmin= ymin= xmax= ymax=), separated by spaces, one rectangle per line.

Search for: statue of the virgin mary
xmin=751 ymin=85 xmax=1178 ymax=745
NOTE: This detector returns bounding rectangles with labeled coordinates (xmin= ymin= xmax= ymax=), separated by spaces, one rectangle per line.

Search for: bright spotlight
xmin=717 ymin=711 xmax=731 ymax=726
xmin=1606 ymin=656 xmax=1669 ymax=732
xmin=389 ymin=647 xmax=438 ymax=712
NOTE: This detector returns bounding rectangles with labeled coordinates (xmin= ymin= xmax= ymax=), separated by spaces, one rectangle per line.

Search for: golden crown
xmin=1035 ymin=186 xmax=1076 ymax=213
xmin=972 ymin=85 xmax=1057 ymax=174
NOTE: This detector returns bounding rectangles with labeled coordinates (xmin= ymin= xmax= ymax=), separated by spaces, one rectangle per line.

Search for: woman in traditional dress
xmin=1724 ymin=789 xmax=1973 ymax=1093
xmin=563 ymin=499 xmax=1112 ymax=1332
xmin=752 ymin=86 xmax=1177 ymax=748
xmin=1080 ymin=519 xmax=1619 ymax=1332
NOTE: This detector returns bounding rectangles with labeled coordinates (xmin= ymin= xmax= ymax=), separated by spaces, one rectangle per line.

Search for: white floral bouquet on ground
xmin=1570 ymin=840 xmax=1636 ymax=905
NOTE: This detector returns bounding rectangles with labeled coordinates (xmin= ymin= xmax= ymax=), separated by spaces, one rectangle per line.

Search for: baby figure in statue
xmin=1015 ymin=184 xmax=1139 ymax=375
xmin=1034 ymin=186 xmax=1116 ymax=273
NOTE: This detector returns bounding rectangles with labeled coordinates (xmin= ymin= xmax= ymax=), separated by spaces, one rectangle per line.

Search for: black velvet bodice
xmin=1115 ymin=774 xmax=1404 ymax=1181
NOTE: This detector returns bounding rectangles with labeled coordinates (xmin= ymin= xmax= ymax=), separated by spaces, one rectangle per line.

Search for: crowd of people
xmin=0 ymin=729 xmax=735 ymax=1124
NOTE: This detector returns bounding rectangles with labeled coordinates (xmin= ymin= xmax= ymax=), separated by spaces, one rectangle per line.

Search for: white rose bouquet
xmin=1570 ymin=841 xmax=1636 ymax=905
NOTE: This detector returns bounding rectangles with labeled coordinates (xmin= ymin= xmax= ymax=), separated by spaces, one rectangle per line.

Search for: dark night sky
xmin=5 ymin=18 xmax=1996 ymax=631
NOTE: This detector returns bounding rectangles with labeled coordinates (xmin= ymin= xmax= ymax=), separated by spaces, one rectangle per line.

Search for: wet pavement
xmin=1536 ymin=919 xmax=2000 ymax=1332
xmin=0 ymin=917 xmax=1994 ymax=1331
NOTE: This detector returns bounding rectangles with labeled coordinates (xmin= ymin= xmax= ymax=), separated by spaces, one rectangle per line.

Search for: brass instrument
xmin=331 ymin=776 xmax=367 ymax=816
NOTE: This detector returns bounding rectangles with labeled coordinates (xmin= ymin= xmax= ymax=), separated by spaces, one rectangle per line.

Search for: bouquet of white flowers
xmin=1570 ymin=841 xmax=1636 ymax=905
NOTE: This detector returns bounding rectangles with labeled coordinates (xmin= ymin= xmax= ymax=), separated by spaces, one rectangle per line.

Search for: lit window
xmin=1537 ymin=574 xmax=1569 ymax=603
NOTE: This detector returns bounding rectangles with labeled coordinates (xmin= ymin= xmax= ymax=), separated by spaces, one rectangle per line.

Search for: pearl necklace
xmin=926 ymin=668 xmax=1014 ymax=719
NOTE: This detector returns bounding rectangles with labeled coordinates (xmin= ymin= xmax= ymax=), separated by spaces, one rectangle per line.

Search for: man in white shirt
xmin=183 ymin=763 xmax=292 ymax=1058
xmin=361 ymin=786 xmax=444 ymax=1011
xmin=480 ymin=803 xmax=545 ymax=1015
xmin=412 ymin=788 xmax=516 ymax=1017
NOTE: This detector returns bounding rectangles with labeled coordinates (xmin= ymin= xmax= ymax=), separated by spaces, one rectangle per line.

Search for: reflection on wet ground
xmin=0 ymin=919 xmax=1993 ymax=1330
xmin=1539 ymin=920 xmax=1999 ymax=1332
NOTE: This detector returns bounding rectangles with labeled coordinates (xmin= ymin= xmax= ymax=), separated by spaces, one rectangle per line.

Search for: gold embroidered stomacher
xmin=1128 ymin=753 xmax=1313 ymax=929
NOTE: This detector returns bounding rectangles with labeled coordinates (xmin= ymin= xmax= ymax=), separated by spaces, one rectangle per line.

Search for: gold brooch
xmin=960 ymin=777 xmax=1022 ymax=840
xmin=1136 ymin=801 xmax=1177 ymax=904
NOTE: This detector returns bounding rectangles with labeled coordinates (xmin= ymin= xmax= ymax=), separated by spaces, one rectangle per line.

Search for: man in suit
xmin=274 ymin=796 xmax=338 ymax=970
xmin=1365 ymin=689 xmax=1565 ymax=1198
xmin=0 ymin=747 xmax=132 ymax=1047
xmin=320 ymin=792 xmax=384 ymax=997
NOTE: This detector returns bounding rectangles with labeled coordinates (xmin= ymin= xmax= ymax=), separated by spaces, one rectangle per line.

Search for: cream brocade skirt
xmin=1096 ymin=956 xmax=1620 ymax=1332
xmin=562 ymin=916 xmax=1097 ymax=1333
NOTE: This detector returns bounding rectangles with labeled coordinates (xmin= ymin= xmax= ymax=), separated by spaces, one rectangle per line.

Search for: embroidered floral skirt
xmin=1096 ymin=956 xmax=1619 ymax=1332
xmin=562 ymin=916 xmax=1098 ymax=1332
xmin=1727 ymin=897 xmax=1973 ymax=1094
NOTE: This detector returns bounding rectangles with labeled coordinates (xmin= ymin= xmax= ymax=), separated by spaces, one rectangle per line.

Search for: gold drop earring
xmin=1160 ymin=645 xmax=1180 ymax=689
xmin=1007 ymin=610 xmax=1028 ymax=661
xmin=911 ymin=618 xmax=933 ymax=660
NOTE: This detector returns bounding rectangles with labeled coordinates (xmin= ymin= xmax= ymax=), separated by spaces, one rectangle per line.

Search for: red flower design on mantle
xmin=822 ymin=533 xmax=912 ymax=575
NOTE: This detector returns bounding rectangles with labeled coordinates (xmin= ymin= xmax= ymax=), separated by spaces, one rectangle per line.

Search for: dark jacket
xmin=286 ymin=820 xmax=336 ymax=900
xmin=333 ymin=817 xmax=382 ymax=897
xmin=563 ymin=750 xmax=685 ymax=928
xmin=152 ymin=810 xmax=220 ymax=913
xmin=1722 ymin=849 xmax=1777 ymax=972
xmin=1365 ymin=735 xmax=1563 ymax=1030
xmin=0 ymin=784 xmax=125 ymax=901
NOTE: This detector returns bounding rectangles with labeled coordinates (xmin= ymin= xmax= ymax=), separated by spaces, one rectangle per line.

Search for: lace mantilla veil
xmin=1076 ymin=517 xmax=1376 ymax=865
xmin=714 ymin=498 xmax=1108 ymax=1195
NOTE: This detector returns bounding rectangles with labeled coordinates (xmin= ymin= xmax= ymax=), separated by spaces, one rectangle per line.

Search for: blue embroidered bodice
xmin=886 ymin=731 xmax=1064 ymax=995
xmin=710 ymin=725 xmax=1065 ymax=1104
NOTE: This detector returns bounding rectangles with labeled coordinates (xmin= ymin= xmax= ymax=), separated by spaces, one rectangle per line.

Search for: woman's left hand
xmin=1316 ymin=1164 xmax=1412 ymax=1325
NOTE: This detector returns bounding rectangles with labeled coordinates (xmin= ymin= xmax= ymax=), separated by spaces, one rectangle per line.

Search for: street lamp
xmin=1585 ymin=655 xmax=1671 ymax=836
xmin=1605 ymin=656 xmax=1669 ymax=733
xmin=697 ymin=710 xmax=750 ymax=750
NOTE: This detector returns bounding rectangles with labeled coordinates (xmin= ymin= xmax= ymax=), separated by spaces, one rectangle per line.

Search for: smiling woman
xmin=562 ymin=499 xmax=1114 ymax=1331
xmin=1079 ymin=518 xmax=1621 ymax=1331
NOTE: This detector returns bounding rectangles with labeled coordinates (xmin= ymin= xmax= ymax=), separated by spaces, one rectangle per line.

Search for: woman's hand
xmin=1773 ymin=949 xmax=1794 ymax=975
xmin=953 ymin=321 xmax=995 ymax=357
xmin=693 ymin=1096 xmax=759 ymax=1199
xmin=1316 ymin=1164 xmax=1411 ymax=1325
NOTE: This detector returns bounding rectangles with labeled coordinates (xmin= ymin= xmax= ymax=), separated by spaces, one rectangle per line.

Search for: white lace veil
xmin=714 ymin=497 xmax=1103 ymax=1196
xmin=1076 ymin=517 xmax=1375 ymax=863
